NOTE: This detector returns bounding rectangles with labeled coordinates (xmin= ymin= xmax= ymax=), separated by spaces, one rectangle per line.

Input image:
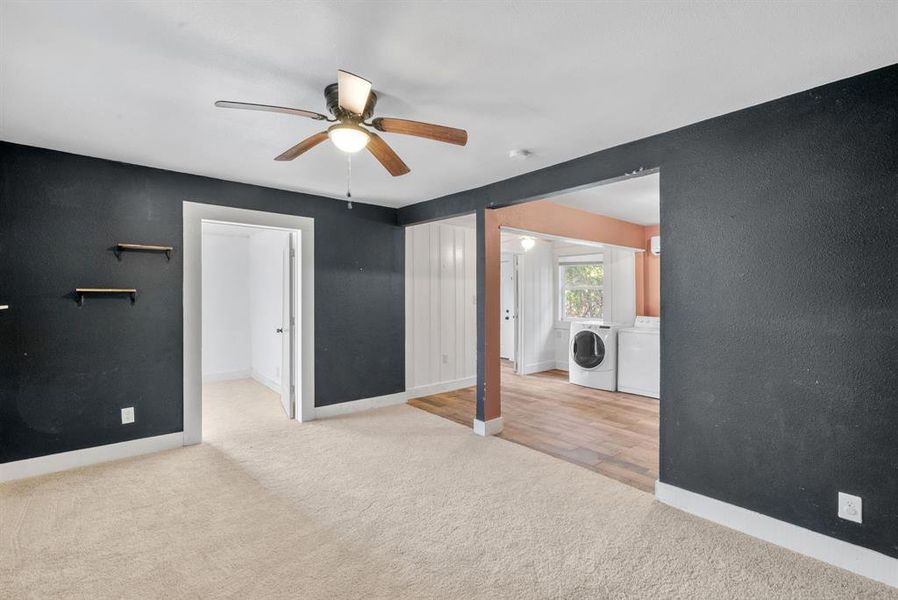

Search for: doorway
xmin=485 ymin=172 xmax=660 ymax=491
xmin=499 ymin=256 xmax=517 ymax=366
xmin=408 ymin=172 xmax=662 ymax=493
xmin=201 ymin=222 xmax=296 ymax=418
xmin=182 ymin=203 xmax=315 ymax=445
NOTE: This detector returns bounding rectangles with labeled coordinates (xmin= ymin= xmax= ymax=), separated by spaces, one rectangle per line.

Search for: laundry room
xmin=406 ymin=172 xmax=662 ymax=492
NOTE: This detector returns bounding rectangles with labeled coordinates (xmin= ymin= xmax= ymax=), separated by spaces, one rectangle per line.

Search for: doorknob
xmin=276 ymin=328 xmax=284 ymax=333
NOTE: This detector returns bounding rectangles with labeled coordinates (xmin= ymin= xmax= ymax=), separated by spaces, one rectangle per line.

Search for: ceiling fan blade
xmin=366 ymin=132 xmax=410 ymax=176
xmin=215 ymin=100 xmax=328 ymax=121
xmin=372 ymin=117 xmax=467 ymax=146
xmin=337 ymin=70 xmax=372 ymax=116
xmin=274 ymin=132 xmax=329 ymax=161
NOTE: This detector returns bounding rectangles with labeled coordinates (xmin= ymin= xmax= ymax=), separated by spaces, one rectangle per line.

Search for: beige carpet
xmin=1 ymin=379 xmax=894 ymax=599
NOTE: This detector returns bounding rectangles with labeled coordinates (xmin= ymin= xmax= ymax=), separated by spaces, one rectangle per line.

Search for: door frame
xmin=512 ymin=254 xmax=522 ymax=374
xmin=280 ymin=232 xmax=297 ymax=418
xmin=499 ymin=257 xmax=515 ymax=363
xmin=183 ymin=202 xmax=315 ymax=445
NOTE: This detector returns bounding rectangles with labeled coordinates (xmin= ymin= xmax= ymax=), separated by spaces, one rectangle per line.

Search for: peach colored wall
xmin=643 ymin=224 xmax=660 ymax=317
xmin=490 ymin=200 xmax=646 ymax=249
xmin=483 ymin=209 xmax=502 ymax=421
xmin=482 ymin=201 xmax=653 ymax=421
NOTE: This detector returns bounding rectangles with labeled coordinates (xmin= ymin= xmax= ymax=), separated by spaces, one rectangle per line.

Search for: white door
xmin=500 ymin=259 xmax=515 ymax=360
xmin=279 ymin=235 xmax=294 ymax=418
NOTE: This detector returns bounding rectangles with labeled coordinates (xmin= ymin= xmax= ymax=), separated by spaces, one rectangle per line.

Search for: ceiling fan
xmin=215 ymin=70 xmax=468 ymax=177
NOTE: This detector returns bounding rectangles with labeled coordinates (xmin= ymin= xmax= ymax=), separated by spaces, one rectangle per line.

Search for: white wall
xmin=518 ymin=239 xmax=556 ymax=374
xmin=202 ymin=229 xmax=252 ymax=382
xmin=249 ymin=229 xmax=290 ymax=394
xmin=202 ymin=224 xmax=290 ymax=392
xmin=607 ymin=247 xmax=636 ymax=327
xmin=405 ymin=219 xmax=477 ymax=396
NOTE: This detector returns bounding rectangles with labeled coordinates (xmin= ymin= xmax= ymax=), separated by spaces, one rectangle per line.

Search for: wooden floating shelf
xmin=115 ymin=243 xmax=174 ymax=261
xmin=75 ymin=288 xmax=137 ymax=306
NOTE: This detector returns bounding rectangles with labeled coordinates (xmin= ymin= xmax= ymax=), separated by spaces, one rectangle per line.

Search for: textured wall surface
xmin=0 ymin=143 xmax=404 ymax=462
xmin=400 ymin=65 xmax=898 ymax=559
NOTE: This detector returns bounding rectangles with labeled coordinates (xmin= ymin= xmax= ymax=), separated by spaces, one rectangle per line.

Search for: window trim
xmin=558 ymin=260 xmax=604 ymax=322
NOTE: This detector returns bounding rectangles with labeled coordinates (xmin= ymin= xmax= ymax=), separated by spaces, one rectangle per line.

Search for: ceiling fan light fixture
xmin=328 ymin=123 xmax=370 ymax=153
xmin=218 ymin=68 xmax=467 ymax=175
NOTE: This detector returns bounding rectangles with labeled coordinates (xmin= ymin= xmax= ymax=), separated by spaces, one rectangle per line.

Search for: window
xmin=559 ymin=259 xmax=604 ymax=320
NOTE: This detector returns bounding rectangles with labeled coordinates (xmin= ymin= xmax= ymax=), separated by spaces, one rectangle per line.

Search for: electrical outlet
xmin=838 ymin=492 xmax=862 ymax=524
xmin=121 ymin=407 xmax=135 ymax=425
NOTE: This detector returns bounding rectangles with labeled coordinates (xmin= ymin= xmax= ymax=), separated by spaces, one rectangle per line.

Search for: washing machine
xmin=569 ymin=321 xmax=619 ymax=391
xmin=617 ymin=316 xmax=660 ymax=398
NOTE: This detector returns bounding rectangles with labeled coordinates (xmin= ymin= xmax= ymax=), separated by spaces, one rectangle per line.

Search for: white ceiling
xmin=550 ymin=173 xmax=660 ymax=225
xmin=2 ymin=2 xmax=896 ymax=208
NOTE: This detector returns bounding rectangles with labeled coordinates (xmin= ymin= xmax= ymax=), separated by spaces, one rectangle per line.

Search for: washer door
xmin=572 ymin=330 xmax=605 ymax=369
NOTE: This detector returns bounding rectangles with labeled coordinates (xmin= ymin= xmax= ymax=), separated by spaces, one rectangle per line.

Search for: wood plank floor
xmin=409 ymin=362 xmax=659 ymax=493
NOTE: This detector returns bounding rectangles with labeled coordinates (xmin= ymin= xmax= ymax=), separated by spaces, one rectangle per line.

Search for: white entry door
xmin=279 ymin=234 xmax=295 ymax=418
xmin=500 ymin=259 xmax=515 ymax=360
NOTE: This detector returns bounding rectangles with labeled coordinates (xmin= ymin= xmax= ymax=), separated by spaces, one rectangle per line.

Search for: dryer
xmin=569 ymin=321 xmax=619 ymax=391
xmin=617 ymin=316 xmax=660 ymax=398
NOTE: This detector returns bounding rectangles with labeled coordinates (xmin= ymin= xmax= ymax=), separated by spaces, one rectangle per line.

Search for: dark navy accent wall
xmin=0 ymin=142 xmax=404 ymax=463
xmin=399 ymin=64 xmax=898 ymax=559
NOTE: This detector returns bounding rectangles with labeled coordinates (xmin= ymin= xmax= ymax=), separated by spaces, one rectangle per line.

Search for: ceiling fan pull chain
xmin=346 ymin=154 xmax=353 ymax=209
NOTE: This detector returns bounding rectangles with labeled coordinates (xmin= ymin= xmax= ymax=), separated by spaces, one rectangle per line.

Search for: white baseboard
xmin=473 ymin=417 xmax=504 ymax=436
xmin=618 ymin=385 xmax=659 ymax=399
xmin=555 ymin=360 xmax=569 ymax=371
xmin=0 ymin=432 xmax=184 ymax=483
xmin=315 ymin=391 xmax=408 ymax=419
xmin=406 ymin=376 xmax=476 ymax=400
xmin=251 ymin=370 xmax=282 ymax=395
xmin=202 ymin=369 xmax=251 ymax=383
xmin=655 ymin=481 xmax=898 ymax=589
xmin=521 ymin=360 xmax=556 ymax=375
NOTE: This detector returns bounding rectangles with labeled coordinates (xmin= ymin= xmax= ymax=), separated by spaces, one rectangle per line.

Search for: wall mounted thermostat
xmin=650 ymin=235 xmax=660 ymax=256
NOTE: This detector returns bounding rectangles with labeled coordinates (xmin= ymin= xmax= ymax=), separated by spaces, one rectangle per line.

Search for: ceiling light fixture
xmin=216 ymin=69 xmax=468 ymax=176
xmin=328 ymin=122 xmax=370 ymax=153
xmin=520 ymin=236 xmax=536 ymax=251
